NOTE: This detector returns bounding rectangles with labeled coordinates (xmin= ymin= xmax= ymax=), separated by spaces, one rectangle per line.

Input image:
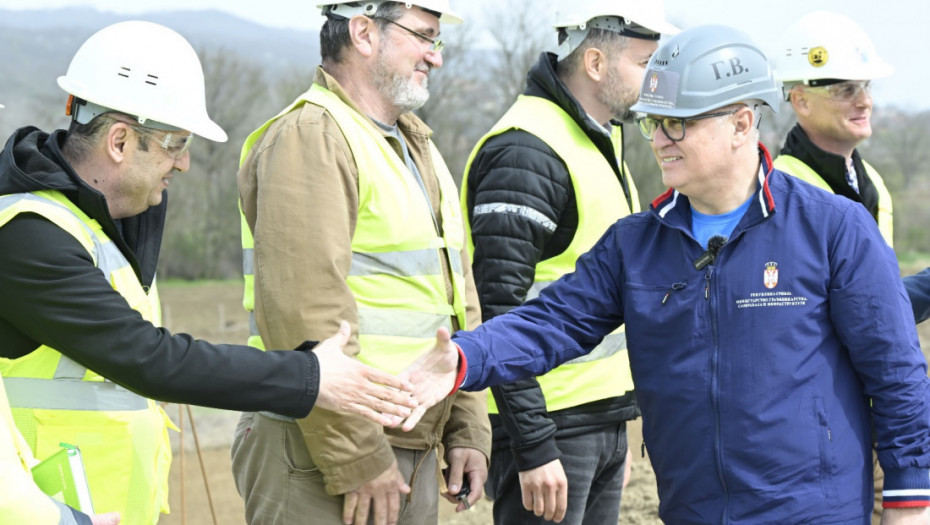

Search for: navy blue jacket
xmin=454 ymin=147 xmax=930 ymax=524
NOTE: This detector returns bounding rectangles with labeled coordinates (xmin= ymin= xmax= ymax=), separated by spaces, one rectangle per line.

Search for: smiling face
xmin=372 ymin=7 xmax=443 ymax=114
xmin=646 ymin=105 xmax=763 ymax=214
xmin=650 ymin=111 xmax=733 ymax=194
xmin=113 ymin=126 xmax=190 ymax=218
xmin=791 ymin=82 xmax=874 ymax=157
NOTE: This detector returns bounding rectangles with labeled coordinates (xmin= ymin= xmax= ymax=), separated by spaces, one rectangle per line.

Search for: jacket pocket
xmin=283 ymin=419 xmax=321 ymax=480
xmin=812 ymin=397 xmax=837 ymax=501
xmin=623 ymin=281 xmax=692 ymax=343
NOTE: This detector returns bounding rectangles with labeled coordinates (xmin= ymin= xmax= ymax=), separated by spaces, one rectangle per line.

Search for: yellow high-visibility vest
xmin=239 ymin=84 xmax=467 ymax=370
xmin=0 ymin=372 xmax=62 ymax=524
xmin=462 ymin=95 xmax=640 ymax=413
xmin=775 ymin=154 xmax=893 ymax=246
xmin=0 ymin=190 xmax=173 ymax=525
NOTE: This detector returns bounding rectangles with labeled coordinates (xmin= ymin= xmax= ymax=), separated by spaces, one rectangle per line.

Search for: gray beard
xmin=374 ymin=63 xmax=430 ymax=113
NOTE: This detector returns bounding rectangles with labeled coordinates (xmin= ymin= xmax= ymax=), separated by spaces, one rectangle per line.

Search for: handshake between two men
xmin=311 ymin=323 xmax=461 ymax=430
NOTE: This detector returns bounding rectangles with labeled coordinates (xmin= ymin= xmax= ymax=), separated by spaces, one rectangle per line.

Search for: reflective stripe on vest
xmin=239 ymin=200 xmax=264 ymax=349
xmin=3 ymin=378 xmax=148 ymax=412
xmin=0 ymin=373 xmax=63 ymax=524
xmin=774 ymin=154 xmax=893 ymax=246
xmin=238 ymin=84 xmax=468 ymax=373
xmin=462 ymin=95 xmax=639 ymax=413
xmin=0 ymin=190 xmax=172 ymax=525
xmin=524 ymin=280 xmax=627 ymax=365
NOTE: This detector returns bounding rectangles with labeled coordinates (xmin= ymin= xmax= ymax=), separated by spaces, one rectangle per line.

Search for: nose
xmin=651 ymin=124 xmax=675 ymax=148
xmin=173 ymin=151 xmax=190 ymax=173
xmin=852 ymin=87 xmax=872 ymax=108
xmin=425 ymin=48 xmax=443 ymax=69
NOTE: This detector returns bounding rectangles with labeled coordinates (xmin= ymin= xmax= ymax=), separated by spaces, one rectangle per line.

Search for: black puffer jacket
xmin=463 ymin=53 xmax=639 ymax=471
xmin=779 ymin=123 xmax=881 ymax=222
xmin=0 ymin=127 xmax=319 ymax=417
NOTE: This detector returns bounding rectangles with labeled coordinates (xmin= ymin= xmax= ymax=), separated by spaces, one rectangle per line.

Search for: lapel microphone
xmin=693 ymin=235 xmax=728 ymax=270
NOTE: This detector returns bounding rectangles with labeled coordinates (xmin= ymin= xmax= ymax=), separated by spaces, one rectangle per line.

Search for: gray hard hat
xmin=630 ymin=24 xmax=781 ymax=117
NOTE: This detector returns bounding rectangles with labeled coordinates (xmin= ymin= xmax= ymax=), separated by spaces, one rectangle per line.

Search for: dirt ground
xmin=156 ymin=279 xmax=930 ymax=525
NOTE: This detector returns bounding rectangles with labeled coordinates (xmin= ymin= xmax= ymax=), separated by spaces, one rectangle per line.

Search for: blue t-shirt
xmin=691 ymin=196 xmax=752 ymax=248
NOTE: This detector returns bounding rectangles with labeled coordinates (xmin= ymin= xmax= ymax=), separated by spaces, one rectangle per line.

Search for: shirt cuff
xmin=883 ymin=466 xmax=930 ymax=508
xmin=448 ymin=343 xmax=467 ymax=396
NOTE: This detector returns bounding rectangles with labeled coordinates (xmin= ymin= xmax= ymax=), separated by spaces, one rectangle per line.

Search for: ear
xmin=789 ymin=88 xmax=810 ymax=117
xmin=731 ymin=106 xmax=755 ymax=147
xmin=348 ymin=15 xmax=377 ymax=58
xmin=105 ymin=122 xmax=131 ymax=164
xmin=583 ymin=47 xmax=608 ymax=82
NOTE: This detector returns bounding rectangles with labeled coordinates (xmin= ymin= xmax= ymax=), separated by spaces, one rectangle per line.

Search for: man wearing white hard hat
xmin=233 ymin=2 xmax=490 ymax=524
xmin=772 ymin=11 xmax=895 ymax=247
xmin=0 ymin=21 xmax=420 ymax=525
xmin=1 ymin=102 xmax=122 ymax=525
xmin=772 ymin=14 xmax=903 ymax=522
xmin=459 ymin=0 xmax=677 ymax=522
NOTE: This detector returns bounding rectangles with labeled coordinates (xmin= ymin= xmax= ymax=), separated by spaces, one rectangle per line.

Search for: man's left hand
xmin=442 ymin=447 xmax=487 ymax=512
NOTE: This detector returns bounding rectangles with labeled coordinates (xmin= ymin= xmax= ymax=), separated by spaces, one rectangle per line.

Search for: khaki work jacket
xmin=238 ymin=68 xmax=490 ymax=495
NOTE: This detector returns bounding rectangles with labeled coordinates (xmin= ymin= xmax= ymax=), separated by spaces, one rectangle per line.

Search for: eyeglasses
xmin=373 ymin=17 xmax=444 ymax=53
xmin=805 ymin=80 xmax=872 ymax=102
xmin=130 ymin=125 xmax=194 ymax=159
xmin=103 ymin=115 xmax=193 ymax=159
xmin=636 ymin=110 xmax=739 ymax=142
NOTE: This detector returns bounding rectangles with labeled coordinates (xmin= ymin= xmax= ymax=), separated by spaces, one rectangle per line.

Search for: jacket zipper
xmin=661 ymin=282 xmax=687 ymax=305
xmin=706 ymin=265 xmax=730 ymax=524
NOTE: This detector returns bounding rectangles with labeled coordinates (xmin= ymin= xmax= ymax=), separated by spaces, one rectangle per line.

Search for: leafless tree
xmin=416 ymin=0 xmax=555 ymax=184
xmin=160 ymin=49 xmax=273 ymax=279
xmin=482 ymin=0 xmax=554 ymax=109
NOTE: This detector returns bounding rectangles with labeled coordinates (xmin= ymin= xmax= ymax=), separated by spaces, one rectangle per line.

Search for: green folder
xmin=31 ymin=442 xmax=95 ymax=514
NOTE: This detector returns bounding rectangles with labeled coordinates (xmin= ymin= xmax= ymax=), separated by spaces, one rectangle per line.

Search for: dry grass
xmin=156 ymin=279 xmax=930 ymax=525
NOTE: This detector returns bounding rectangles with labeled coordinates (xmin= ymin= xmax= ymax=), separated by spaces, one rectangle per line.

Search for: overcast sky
xmin=1 ymin=0 xmax=925 ymax=109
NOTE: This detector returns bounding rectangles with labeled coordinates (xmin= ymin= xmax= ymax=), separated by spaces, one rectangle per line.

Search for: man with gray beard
xmin=459 ymin=1 xmax=678 ymax=523
xmin=232 ymin=2 xmax=490 ymax=525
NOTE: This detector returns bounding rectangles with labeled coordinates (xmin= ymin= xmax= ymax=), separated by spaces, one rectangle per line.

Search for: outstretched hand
xmin=313 ymin=321 xmax=418 ymax=426
xmin=397 ymin=327 xmax=460 ymax=431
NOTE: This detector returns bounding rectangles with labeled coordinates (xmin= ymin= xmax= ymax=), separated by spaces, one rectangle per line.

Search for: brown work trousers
xmin=230 ymin=412 xmax=440 ymax=525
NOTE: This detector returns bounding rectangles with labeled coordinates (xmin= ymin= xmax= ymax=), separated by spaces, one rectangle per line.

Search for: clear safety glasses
xmin=129 ymin=125 xmax=194 ymax=159
xmin=805 ymin=80 xmax=872 ymax=102
xmin=102 ymin=114 xmax=194 ymax=159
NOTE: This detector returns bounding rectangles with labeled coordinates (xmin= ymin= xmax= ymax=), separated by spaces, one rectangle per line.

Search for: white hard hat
xmin=772 ymin=11 xmax=893 ymax=85
xmin=317 ymin=0 xmax=463 ymax=25
xmin=58 ymin=21 xmax=227 ymax=142
xmin=554 ymin=0 xmax=679 ymax=60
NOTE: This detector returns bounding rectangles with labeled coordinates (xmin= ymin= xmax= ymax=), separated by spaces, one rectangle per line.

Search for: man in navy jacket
xmin=402 ymin=24 xmax=930 ymax=525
